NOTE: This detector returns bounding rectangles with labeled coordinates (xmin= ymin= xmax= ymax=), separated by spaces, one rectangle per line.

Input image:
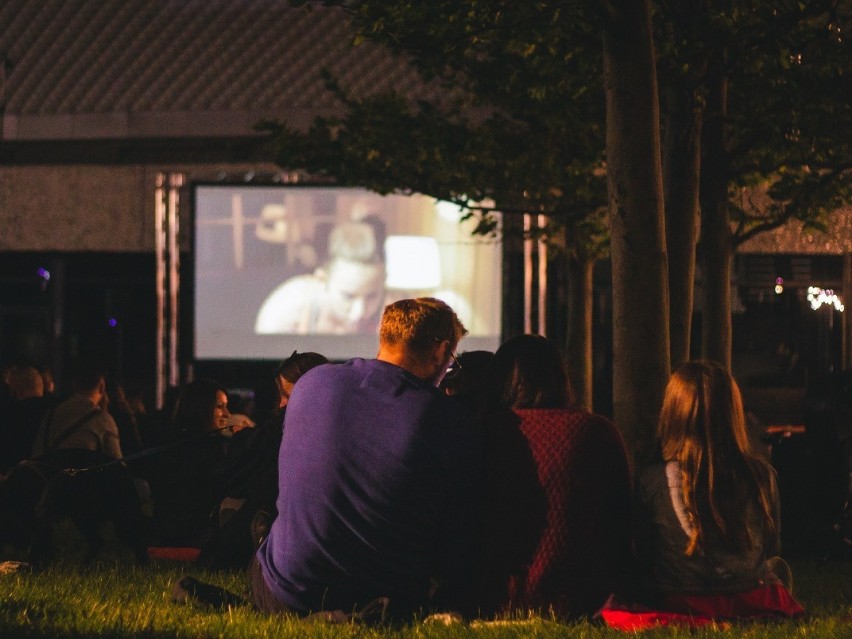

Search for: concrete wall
xmin=0 ymin=163 xmax=281 ymax=252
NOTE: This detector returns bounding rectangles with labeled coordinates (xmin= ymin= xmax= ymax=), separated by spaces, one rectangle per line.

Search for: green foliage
xmin=269 ymin=1 xmax=609 ymax=258
xmin=720 ymin=0 xmax=852 ymax=243
xmin=649 ymin=0 xmax=851 ymax=249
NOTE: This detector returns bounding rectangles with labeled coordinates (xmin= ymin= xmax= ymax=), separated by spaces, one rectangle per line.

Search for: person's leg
xmin=247 ymin=555 xmax=293 ymax=614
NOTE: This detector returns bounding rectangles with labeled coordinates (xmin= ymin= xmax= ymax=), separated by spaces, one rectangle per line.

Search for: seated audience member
xmin=196 ymin=351 xmax=329 ymax=569
xmin=1 ymin=365 xmax=54 ymax=474
xmin=146 ymin=379 xmax=232 ymax=548
xmin=105 ymin=376 xmax=144 ymax=457
xmin=249 ymin=298 xmax=480 ymax=619
xmin=438 ymin=350 xmax=493 ymax=412
xmin=32 ymin=360 xmax=122 ymax=460
xmin=473 ymin=334 xmax=632 ymax=620
xmin=601 ymin=361 xmax=804 ymax=630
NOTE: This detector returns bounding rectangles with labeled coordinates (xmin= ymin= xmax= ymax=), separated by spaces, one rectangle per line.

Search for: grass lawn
xmin=1 ymin=546 xmax=849 ymax=639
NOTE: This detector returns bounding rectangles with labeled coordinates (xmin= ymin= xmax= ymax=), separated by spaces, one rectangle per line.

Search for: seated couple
xmin=175 ymin=298 xmax=803 ymax=626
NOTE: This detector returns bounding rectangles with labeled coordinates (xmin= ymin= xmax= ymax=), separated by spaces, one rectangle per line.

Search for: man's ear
xmin=430 ymin=339 xmax=450 ymax=367
xmin=96 ymin=377 xmax=108 ymax=405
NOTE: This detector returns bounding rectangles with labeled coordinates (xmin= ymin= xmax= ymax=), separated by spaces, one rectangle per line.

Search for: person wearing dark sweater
xmin=472 ymin=334 xmax=632 ymax=620
xmin=253 ymin=297 xmax=480 ymax=619
xmin=195 ymin=351 xmax=329 ymax=570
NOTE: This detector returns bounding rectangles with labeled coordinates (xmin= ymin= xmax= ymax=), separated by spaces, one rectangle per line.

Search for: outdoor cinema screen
xmin=193 ymin=184 xmax=502 ymax=361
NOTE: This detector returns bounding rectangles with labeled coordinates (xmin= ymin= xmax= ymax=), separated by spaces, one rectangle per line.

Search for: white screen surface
xmin=194 ymin=185 xmax=502 ymax=361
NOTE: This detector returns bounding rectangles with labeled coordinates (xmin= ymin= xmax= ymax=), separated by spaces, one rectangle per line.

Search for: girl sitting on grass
xmin=604 ymin=361 xmax=803 ymax=629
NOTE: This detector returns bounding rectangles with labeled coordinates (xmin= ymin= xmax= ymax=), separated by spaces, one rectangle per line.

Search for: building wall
xmin=0 ymin=163 xmax=281 ymax=252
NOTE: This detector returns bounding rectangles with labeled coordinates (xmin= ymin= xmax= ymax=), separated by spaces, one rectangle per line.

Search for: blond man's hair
xmin=380 ymin=297 xmax=467 ymax=357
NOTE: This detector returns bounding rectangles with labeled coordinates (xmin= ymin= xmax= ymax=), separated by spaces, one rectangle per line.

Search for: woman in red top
xmin=472 ymin=334 xmax=632 ymax=620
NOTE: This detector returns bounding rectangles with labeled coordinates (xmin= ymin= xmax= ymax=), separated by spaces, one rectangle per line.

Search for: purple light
xmin=37 ymin=267 xmax=51 ymax=281
xmin=108 ymin=318 xmax=118 ymax=328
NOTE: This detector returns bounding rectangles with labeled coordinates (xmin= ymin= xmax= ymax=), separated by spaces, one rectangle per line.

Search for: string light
xmin=807 ymin=286 xmax=844 ymax=312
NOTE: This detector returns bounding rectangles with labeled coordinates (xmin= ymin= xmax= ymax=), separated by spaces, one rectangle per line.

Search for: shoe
xmin=250 ymin=510 xmax=271 ymax=550
xmin=171 ymin=575 xmax=247 ymax=609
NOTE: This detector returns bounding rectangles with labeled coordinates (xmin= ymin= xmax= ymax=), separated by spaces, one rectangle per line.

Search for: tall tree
xmin=655 ymin=0 xmax=709 ymax=369
xmin=600 ymin=0 xmax=670 ymax=460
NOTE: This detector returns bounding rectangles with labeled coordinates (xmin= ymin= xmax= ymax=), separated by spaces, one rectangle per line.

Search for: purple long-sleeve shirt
xmin=257 ymin=358 xmax=481 ymax=617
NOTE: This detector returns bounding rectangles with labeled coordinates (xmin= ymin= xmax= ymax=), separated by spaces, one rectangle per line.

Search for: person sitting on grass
xmin=173 ymin=298 xmax=481 ymax=622
xmin=195 ymin=351 xmax=329 ymax=569
xmin=145 ymin=379 xmax=233 ymax=549
xmin=470 ymin=334 xmax=633 ymax=620
xmin=601 ymin=361 xmax=804 ymax=630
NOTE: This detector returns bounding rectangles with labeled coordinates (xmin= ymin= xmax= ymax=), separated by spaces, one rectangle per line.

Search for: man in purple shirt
xmin=251 ymin=297 xmax=480 ymax=619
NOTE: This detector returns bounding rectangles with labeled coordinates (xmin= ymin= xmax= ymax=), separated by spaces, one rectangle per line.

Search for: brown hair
xmin=277 ymin=351 xmax=329 ymax=383
xmin=173 ymin=378 xmax=228 ymax=434
xmin=379 ymin=297 xmax=467 ymax=357
xmin=485 ymin=334 xmax=574 ymax=409
xmin=658 ymin=361 xmax=775 ymax=555
xmin=8 ymin=365 xmax=44 ymax=399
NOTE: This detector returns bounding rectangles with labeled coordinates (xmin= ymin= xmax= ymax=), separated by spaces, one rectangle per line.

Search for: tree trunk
xmin=663 ymin=83 xmax=702 ymax=369
xmin=603 ymin=0 xmax=670 ymax=463
xmin=501 ymin=214 xmax=526 ymax=340
xmin=566 ymin=253 xmax=594 ymax=410
xmin=700 ymin=61 xmax=733 ymax=369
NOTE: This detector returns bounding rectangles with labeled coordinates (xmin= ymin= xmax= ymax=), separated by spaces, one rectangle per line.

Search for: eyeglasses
xmin=434 ymin=337 xmax=463 ymax=375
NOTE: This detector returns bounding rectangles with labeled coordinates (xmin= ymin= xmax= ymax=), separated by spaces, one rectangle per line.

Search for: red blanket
xmin=599 ymin=584 xmax=805 ymax=631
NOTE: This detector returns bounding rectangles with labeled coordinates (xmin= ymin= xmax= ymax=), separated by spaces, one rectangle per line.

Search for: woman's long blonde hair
xmin=657 ymin=361 xmax=775 ymax=556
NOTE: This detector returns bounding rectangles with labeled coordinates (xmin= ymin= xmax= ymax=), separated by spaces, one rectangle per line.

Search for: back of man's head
xmin=380 ymin=297 xmax=467 ymax=359
xmin=72 ymin=360 xmax=107 ymax=395
xmin=8 ymin=365 xmax=44 ymax=399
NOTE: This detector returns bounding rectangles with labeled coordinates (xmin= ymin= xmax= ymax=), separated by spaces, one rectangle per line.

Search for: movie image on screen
xmin=194 ymin=185 xmax=502 ymax=361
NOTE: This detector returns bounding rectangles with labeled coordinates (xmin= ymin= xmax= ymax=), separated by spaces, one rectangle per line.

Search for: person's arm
xmin=101 ymin=413 xmax=124 ymax=460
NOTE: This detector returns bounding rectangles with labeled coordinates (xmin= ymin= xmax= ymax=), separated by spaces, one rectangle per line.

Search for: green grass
xmin=1 ymin=536 xmax=849 ymax=638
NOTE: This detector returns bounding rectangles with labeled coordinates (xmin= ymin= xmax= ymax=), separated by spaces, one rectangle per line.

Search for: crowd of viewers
xmin=0 ymin=296 xmax=820 ymax=628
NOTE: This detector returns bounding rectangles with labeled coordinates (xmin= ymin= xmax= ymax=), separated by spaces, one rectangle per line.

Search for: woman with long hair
xmin=148 ymin=379 xmax=232 ymax=547
xmin=628 ymin=360 xmax=803 ymax=623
